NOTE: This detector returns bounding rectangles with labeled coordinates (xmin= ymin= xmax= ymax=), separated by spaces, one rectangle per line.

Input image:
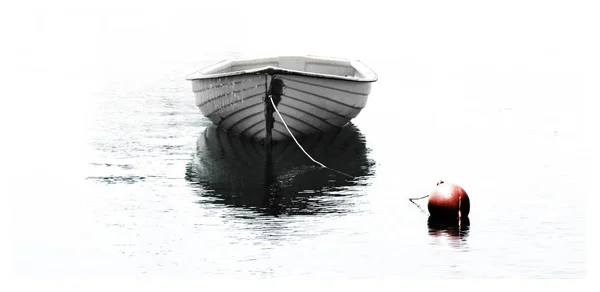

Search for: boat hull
xmin=191 ymin=73 xmax=372 ymax=142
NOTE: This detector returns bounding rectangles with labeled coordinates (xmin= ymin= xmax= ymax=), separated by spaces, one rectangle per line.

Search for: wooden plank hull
xmin=191 ymin=73 xmax=372 ymax=142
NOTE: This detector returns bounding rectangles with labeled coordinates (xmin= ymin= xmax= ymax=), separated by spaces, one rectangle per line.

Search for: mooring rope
xmin=408 ymin=195 xmax=430 ymax=201
xmin=268 ymin=95 xmax=354 ymax=179
xmin=408 ymin=195 xmax=429 ymax=215
xmin=407 ymin=180 xmax=446 ymax=214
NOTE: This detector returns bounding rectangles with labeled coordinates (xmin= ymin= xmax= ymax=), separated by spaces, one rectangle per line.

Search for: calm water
xmin=7 ymin=2 xmax=593 ymax=279
xmin=9 ymin=56 xmax=586 ymax=279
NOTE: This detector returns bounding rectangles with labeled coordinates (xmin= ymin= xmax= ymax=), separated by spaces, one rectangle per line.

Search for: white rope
xmin=268 ymin=95 xmax=353 ymax=179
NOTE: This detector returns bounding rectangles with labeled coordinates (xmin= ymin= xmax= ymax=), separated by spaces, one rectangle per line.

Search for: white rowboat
xmin=186 ymin=56 xmax=377 ymax=143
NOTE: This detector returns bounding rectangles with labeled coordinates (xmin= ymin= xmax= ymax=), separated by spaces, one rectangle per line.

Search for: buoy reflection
xmin=427 ymin=217 xmax=470 ymax=249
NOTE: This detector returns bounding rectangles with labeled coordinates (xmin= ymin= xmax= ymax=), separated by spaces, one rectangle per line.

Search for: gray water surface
xmin=10 ymin=53 xmax=588 ymax=278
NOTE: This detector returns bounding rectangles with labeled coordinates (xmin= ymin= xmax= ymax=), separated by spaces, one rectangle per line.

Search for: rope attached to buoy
xmin=408 ymin=180 xmax=446 ymax=214
xmin=408 ymin=195 xmax=429 ymax=215
xmin=268 ymin=95 xmax=353 ymax=179
xmin=408 ymin=195 xmax=430 ymax=201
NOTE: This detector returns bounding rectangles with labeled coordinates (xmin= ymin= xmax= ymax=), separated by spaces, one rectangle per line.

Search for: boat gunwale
xmin=185 ymin=56 xmax=378 ymax=82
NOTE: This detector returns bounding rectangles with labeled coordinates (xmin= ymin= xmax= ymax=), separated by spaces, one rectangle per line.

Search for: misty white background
xmin=1 ymin=0 xmax=598 ymax=286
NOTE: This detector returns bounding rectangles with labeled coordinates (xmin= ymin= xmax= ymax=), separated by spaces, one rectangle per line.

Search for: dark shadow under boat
xmin=185 ymin=123 xmax=374 ymax=216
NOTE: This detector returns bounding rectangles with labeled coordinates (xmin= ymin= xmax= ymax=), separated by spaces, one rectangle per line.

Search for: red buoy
xmin=427 ymin=181 xmax=470 ymax=220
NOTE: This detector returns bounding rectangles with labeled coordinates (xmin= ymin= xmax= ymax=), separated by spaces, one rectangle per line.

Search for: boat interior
xmin=188 ymin=56 xmax=377 ymax=81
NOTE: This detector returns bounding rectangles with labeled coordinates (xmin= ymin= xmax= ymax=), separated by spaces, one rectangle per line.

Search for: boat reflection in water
xmin=185 ymin=123 xmax=374 ymax=216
